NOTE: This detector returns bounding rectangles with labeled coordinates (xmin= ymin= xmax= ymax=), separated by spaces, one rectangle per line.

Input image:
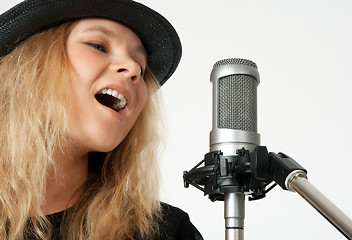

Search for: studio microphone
xmin=209 ymin=58 xmax=260 ymax=239
xmin=184 ymin=58 xmax=352 ymax=240
xmin=183 ymin=58 xmax=264 ymax=240
xmin=210 ymin=58 xmax=260 ymax=157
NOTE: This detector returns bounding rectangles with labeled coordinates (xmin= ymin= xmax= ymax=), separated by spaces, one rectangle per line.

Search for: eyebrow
xmin=83 ymin=25 xmax=116 ymax=37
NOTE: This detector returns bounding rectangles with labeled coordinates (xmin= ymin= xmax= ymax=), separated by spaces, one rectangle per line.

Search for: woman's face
xmin=66 ymin=18 xmax=148 ymax=153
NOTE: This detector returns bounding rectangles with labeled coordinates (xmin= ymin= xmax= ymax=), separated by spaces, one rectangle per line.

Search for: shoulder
xmin=159 ymin=202 xmax=203 ymax=240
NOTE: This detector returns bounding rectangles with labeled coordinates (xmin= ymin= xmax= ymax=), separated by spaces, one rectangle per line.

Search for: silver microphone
xmin=210 ymin=58 xmax=260 ymax=156
xmin=185 ymin=58 xmax=352 ymax=240
xmin=209 ymin=58 xmax=260 ymax=240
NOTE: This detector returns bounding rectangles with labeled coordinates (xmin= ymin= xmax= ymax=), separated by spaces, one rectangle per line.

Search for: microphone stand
xmin=287 ymin=170 xmax=352 ymax=239
xmin=183 ymin=146 xmax=352 ymax=240
xmin=224 ymin=192 xmax=244 ymax=240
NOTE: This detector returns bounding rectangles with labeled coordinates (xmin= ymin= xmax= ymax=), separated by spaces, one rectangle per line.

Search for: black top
xmin=41 ymin=203 xmax=203 ymax=240
xmin=157 ymin=203 xmax=203 ymax=240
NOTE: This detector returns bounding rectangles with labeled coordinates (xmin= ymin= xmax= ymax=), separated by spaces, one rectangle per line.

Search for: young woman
xmin=0 ymin=0 xmax=202 ymax=239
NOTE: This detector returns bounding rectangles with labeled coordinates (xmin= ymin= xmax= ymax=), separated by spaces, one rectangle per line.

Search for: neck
xmin=42 ymin=146 xmax=89 ymax=215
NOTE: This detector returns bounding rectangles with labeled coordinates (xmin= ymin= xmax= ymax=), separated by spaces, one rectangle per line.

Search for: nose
xmin=111 ymin=57 xmax=142 ymax=82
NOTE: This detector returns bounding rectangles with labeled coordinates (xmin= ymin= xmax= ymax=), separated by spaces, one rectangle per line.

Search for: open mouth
xmin=95 ymin=88 xmax=127 ymax=112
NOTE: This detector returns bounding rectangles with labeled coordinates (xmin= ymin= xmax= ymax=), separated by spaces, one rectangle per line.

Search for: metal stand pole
xmin=224 ymin=192 xmax=245 ymax=240
xmin=287 ymin=171 xmax=352 ymax=239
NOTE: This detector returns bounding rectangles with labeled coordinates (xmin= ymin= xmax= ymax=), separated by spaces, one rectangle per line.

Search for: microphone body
xmin=209 ymin=58 xmax=260 ymax=239
xmin=210 ymin=58 xmax=260 ymax=155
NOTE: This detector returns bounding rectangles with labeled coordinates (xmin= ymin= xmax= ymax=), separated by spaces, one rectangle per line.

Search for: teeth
xmin=112 ymin=90 xmax=119 ymax=98
xmin=97 ymin=88 xmax=127 ymax=110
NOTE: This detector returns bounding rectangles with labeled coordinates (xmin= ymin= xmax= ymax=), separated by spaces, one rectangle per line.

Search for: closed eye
xmin=85 ymin=42 xmax=107 ymax=53
xmin=140 ymin=66 xmax=145 ymax=76
xmin=138 ymin=60 xmax=147 ymax=77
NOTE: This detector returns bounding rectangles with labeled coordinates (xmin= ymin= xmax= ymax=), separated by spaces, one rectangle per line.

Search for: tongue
xmin=95 ymin=94 xmax=121 ymax=112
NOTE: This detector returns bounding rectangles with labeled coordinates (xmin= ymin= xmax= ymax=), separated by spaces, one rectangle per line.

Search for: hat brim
xmin=0 ymin=0 xmax=182 ymax=85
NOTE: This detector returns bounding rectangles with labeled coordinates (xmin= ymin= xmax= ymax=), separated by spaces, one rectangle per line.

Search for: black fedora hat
xmin=0 ymin=0 xmax=182 ymax=86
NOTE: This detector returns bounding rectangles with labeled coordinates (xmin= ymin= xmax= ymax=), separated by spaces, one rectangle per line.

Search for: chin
xmin=92 ymin=141 xmax=121 ymax=153
xmin=74 ymin=129 xmax=128 ymax=154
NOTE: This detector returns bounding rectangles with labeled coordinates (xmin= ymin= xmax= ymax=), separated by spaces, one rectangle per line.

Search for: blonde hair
xmin=0 ymin=21 xmax=164 ymax=240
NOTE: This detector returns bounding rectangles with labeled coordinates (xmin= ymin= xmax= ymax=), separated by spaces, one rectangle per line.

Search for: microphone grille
xmin=213 ymin=58 xmax=257 ymax=69
xmin=218 ymin=75 xmax=257 ymax=132
xmin=214 ymin=58 xmax=258 ymax=132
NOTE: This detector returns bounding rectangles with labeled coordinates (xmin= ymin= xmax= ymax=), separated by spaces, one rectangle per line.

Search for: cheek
xmin=68 ymin=71 xmax=90 ymax=112
xmin=67 ymin=45 xmax=100 ymax=85
xmin=138 ymin=83 xmax=148 ymax=112
xmin=127 ymin=83 xmax=148 ymax=132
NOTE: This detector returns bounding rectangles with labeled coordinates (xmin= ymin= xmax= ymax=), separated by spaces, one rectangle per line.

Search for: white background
xmin=2 ymin=1 xmax=352 ymax=239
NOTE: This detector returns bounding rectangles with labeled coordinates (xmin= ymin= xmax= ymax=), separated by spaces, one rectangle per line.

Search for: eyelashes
xmin=85 ymin=42 xmax=107 ymax=53
xmin=85 ymin=41 xmax=146 ymax=76
xmin=140 ymin=66 xmax=145 ymax=76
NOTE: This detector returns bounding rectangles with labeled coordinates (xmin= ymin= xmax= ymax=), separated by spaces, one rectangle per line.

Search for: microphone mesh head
xmin=213 ymin=58 xmax=257 ymax=69
xmin=214 ymin=58 xmax=258 ymax=132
